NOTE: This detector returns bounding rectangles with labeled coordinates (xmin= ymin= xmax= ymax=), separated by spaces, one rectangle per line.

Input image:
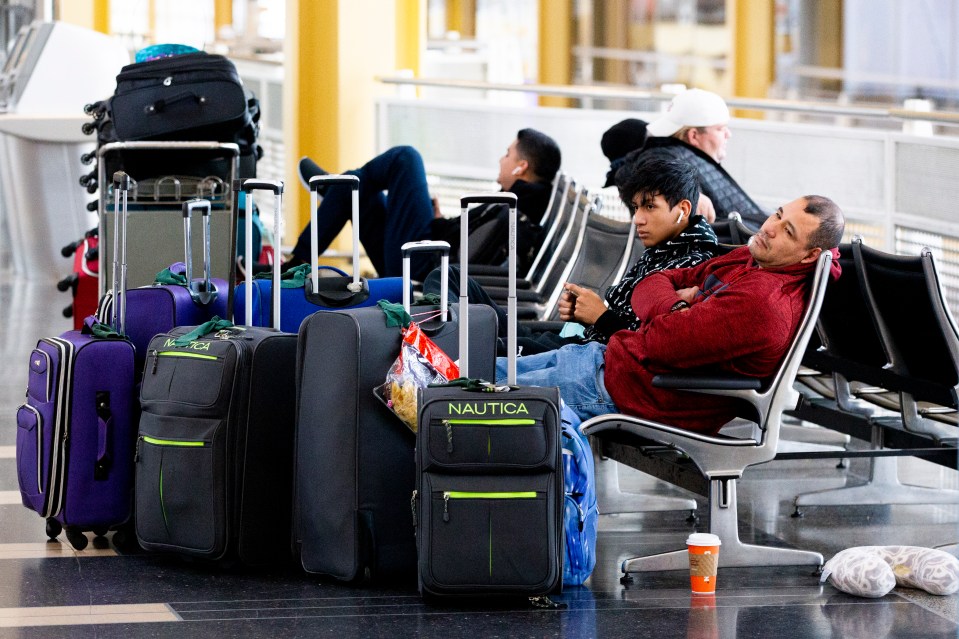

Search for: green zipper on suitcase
xmin=137 ymin=435 xmax=211 ymax=531
xmin=440 ymin=490 xmax=539 ymax=521
xmin=441 ymin=418 xmax=537 ymax=453
xmin=149 ymin=350 xmax=220 ymax=374
xmin=440 ymin=491 xmax=541 ymax=577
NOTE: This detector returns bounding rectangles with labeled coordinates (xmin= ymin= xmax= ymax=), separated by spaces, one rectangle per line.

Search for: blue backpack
xmin=561 ymin=403 xmax=598 ymax=586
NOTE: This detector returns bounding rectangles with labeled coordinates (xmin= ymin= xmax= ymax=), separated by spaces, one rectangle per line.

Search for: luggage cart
xmin=96 ymin=141 xmax=239 ymax=297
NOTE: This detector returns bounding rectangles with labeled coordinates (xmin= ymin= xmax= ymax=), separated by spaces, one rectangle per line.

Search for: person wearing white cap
xmin=645 ymin=88 xmax=732 ymax=162
xmin=616 ymin=88 xmax=768 ymax=229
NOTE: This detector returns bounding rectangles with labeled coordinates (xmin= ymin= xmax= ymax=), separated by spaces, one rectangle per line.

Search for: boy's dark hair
xmin=617 ymin=155 xmax=700 ymax=211
xmin=515 ymin=128 xmax=562 ymax=184
xmin=802 ymin=195 xmax=845 ymax=250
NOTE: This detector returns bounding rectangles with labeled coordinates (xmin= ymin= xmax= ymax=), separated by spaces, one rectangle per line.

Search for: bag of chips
xmin=374 ymin=321 xmax=458 ymax=433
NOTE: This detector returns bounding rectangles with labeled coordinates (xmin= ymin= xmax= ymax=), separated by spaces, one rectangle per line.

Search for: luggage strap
xmin=81 ymin=316 xmax=124 ymax=340
xmin=154 ymin=262 xmax=188 ymax=286
xmin=254 ymin=263 xmax=349 ymax=289
xmin=173 ymin=316 xmax=234 ymax=346
xmin=377 ymin=295 xmax=445 ymax=329
xmin=429 ymin=377 xmax=516 ymax=393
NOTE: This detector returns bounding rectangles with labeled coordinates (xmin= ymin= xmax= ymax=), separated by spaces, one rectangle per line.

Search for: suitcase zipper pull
xmin=150 ymin=349 xmax=159 ymax=374
xmin=444 ymin=419 xmax=453 ymax=453
xmin=443 ymin=492 xmax=450 ymax=522
xmin=411 ymin=490 xmax=417 ymax=528
xmin=134 ymin=435 xmax=142 ymax=462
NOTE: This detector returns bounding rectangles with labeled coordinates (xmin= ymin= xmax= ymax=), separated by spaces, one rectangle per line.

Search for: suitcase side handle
xmin=182 ymin=199 xmax=217 ymax=306
xmin=309 ymin=174 xmax=363 ymax=296
xmin=401 ymin=240 xmax=450 ymax=321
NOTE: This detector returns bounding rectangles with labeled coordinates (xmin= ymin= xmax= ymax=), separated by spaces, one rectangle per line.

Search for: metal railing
xmin=377 ymin=75 xmax=959 ymax=127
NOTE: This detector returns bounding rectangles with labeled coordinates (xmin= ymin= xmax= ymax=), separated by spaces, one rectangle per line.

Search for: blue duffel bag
xmin=561 ymin=402 xmax=599 ymax=586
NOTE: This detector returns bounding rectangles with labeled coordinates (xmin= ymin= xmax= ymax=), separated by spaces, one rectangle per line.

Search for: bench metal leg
xmin=623 ymin=478 xmax=823 ymax=574
xmin=795 ymin=455 xmax=959 ymax=508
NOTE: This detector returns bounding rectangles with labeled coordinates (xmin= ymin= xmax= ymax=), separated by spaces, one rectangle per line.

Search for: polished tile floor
xmin=0 ymin=279 xmax=957 ymax=638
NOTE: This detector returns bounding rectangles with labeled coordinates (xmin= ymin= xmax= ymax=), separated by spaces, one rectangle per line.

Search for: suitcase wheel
xmin=92 ymin=527 xmax=109 ymax=538
xmin=65 ymin=528 xmax=88 ymax=551
xmin=45 ymin=518 xmax=62 ymax=540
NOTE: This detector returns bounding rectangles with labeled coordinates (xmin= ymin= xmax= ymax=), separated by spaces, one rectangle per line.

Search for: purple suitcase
xmin=98 ymin=198 xmax=229 ymax=371
xmin=16 ymin=171 xmax=139 ymax=550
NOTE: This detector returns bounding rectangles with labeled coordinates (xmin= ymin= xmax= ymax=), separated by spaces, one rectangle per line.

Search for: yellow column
xmin=396 ymin=0 xmax=424 ymax=75
xmin=538 ymin=0 xmax=571 ymax=108
xmin=213 ymin=0 xmax=233 ymax=37
xmin=285 ymin=0 xmax=398 ymax=250
xmin=731 ymin=0 xmax=774 ymax=119
xmin=58 ymin=0 xmax=110 ymax=33
xmin=597 ymin=0 xmax=628 ymax=85
xmin=447 ymin=0 xmax=475 ymax=38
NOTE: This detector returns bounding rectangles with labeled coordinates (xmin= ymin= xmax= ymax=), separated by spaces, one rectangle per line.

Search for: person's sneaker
xmin=298 ymin=156 xmax=328 ymax=192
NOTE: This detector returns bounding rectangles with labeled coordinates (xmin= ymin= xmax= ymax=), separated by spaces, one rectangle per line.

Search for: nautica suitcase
xmin=293 ymin=241 xmax=498 ymax=583
xmin=134 ymin=179 xmax=297 ymax=565
xmin=415 ymin=192 xmax=564 ymax=597
xmin=233 ymin=174 xmax=405 ymax=333
xmin=16 ymin=171 xmax=139 ymax=551
xmin=98 ymin=197 xmax=230 ymax=371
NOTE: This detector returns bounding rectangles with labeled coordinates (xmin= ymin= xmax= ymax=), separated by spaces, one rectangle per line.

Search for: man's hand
xmin=431 ymin=196 xmax=443 ymax=219
xmin=696 ymin=194 xmax=716 ymax=223
xmin=558 ymin=282 xmax=607 ymax=325
xmin=674 ymin=286 xmax=700 ymax=310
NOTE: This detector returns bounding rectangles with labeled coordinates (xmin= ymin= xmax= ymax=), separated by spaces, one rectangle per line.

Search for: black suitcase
xmin=293 ymin=241 xmax=498 ymax=583
xmin=80 ymin=51 xmax=261 ymax=195
xmin=415 ymin=193 xmax=564 ymax=597
xmin=134 ymin=179 xmax=296 ymax=565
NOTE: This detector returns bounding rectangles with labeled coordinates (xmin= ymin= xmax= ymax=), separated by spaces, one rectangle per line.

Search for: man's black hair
xmin=802 ymin=195 xmax=845 ymax=250
xmin=617 ymin=155 xmax=700 ymax=211
xmin=515 ymin=128 xmax=562 ymax=184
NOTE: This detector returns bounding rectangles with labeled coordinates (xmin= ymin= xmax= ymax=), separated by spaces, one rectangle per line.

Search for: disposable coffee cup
xmin=686 ymin=533 xmax=721 ymax=594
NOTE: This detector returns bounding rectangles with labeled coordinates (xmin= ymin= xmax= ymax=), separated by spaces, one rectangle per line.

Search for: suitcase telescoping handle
xmin=308 ymin=175 xmax=363 ymax=296
xmin=459 ymin=192 xmax=519 ymax=382
xmin=181 ymin=199 xmax=216 ymax=306
xmin=111 ymin=171 xmax=132 ymax=334
xmin=240 ymin=179 xmax=284 ymax=329
xmin=400 ymin=240 xmax=450 ymax=322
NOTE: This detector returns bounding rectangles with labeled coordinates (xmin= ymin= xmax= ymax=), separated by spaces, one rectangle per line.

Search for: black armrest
xmin=472 ymin=275 xmax=533 ymax=290
xmin=652 ymin=374 xmax=762 ymax=391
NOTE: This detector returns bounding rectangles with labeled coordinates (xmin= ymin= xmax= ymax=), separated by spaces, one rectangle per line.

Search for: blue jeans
xmin=495 ymin=341 xmax=618 ymax=422
xmin=291 ymin=145 xmax=435 ymax=279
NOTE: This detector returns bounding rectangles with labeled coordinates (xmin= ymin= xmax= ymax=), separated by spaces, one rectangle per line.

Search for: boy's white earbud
xmin=511 ymin=167 xmax=522 ymax=176
xmin=676 ymin=211 xmax=684 ymax=224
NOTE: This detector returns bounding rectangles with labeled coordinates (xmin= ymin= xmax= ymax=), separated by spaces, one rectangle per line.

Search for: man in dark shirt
xmin=290 ymin=128 xmax=561 ymax=280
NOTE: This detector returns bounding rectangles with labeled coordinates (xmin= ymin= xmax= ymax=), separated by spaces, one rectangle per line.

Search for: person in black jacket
xmin=425 ymin=155 xmax=720 ymax=356
xmin=287 ymin=128 xmax=561 ymax=280
xmin=617 ymin=88 xmax=768 ymax=229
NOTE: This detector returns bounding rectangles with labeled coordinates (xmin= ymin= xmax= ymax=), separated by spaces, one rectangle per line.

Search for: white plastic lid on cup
xmin=687 ymin=533 xmax=722 ymax=547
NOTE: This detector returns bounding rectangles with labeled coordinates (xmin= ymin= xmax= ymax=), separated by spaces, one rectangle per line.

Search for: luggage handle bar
xmin=181 ymin=199 xmax=217 ymax=306
xmin=240 ymin=179 xmax=284 ymax=329
xmin=111 ymin=171 xmax=133 ymax=334
xmin=309 ymin=175 xmax=362 ymax=296
xmin=401 ymin=240 xmax=450 ymax=322
xmin=459 ymin=192 xmax=518 ymax=382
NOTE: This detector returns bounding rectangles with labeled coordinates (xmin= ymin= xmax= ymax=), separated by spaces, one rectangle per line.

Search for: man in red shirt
xmin=495 ymin=195 xmax=845 ymax=435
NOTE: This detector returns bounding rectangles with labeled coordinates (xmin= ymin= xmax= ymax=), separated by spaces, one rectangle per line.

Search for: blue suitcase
xmin=234 ymin=176 xmax=406 ymax=333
